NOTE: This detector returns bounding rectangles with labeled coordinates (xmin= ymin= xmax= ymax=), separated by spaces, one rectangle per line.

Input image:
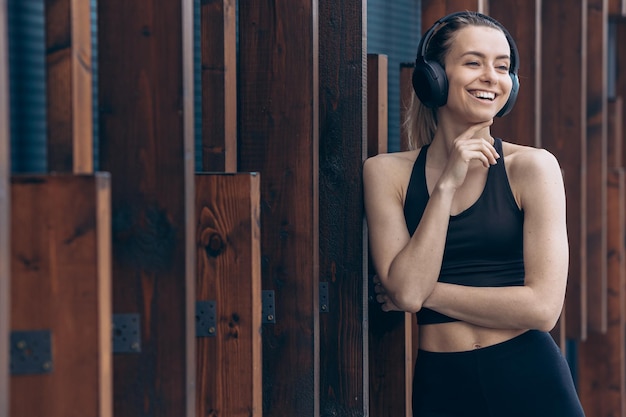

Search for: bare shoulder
xmin=502 ymin=141 xmax=562 ymax=179
xmin=363 ymin=149 xmax=420 ymax=191
xmin=501 ymin=141 xmax=564 ymax=209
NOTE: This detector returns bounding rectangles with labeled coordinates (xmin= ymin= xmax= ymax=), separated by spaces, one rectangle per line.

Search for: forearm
xmin=422 ymin=283 xmax=562 ymax=331
xmin=384 ymin=185 xmax=455 ymax=311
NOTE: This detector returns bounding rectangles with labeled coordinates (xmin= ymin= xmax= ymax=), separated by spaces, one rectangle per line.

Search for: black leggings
xmin=412 ymin=330 xmax=586 ymax=417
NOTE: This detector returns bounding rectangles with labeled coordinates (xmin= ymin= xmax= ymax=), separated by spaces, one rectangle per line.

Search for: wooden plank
xmin=541 ymin=0 xmax=588 ymax=340
xmin=318 ymin=1 xmax=367 ymax=415
xmin=10 ymin=174 xmax=112 ymax=417
xmin=618 ymin=23 xmax=626 ymax=170
xmin=578 ymin=168 xmax=626 ymax=416
xmin=46 ymin=0 xmax=93 ymax=173
xmin=489 ymin=0 xmax=541 ymax=147
xmin=367 ymin=54 xmax=388 ymax=157
xmin=609 ymin=97 xmax=623 ymax=168
xmin=0 ymin=0 xmax=10 ymax=414
xmin=366 ymin=56 xmax=410 ymax=417
xmin=97 ymin=0 xmax=196 ymax=415
xmin=195 ymin=173 xmax=262 ymax=417
xmin=422 ymin=0 xmax=487 ymax=29
xmin=201 ymin=0 xmax=236 ymax=172
xmin=237 ymin=2 xmax=318 ymax=415
xmin=586 ymin=0 xmax=609 ymax=333
xmin=609 ymin=0 xmax=626 ymax=15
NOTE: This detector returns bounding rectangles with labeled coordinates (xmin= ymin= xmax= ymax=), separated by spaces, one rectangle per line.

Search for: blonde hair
xmin=403 ymin=12 xmax=504 ymax=150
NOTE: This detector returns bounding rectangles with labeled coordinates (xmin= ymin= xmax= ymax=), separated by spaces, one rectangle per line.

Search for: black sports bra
xmin=403 ymin=138 xmax=525 ymax=325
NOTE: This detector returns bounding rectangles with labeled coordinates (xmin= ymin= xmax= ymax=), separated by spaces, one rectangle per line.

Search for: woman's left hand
xmin=373 ymin=275 xmax=403 ymax=312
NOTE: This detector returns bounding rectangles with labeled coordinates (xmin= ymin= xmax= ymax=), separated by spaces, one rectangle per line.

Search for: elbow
xmin=529 ymin=305 xmax=562 ymax=332
xmin=389 ymin=290 xmax=424 ymax=314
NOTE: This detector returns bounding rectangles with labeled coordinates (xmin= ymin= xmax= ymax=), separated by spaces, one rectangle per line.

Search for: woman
xmin=363 ymin=11 xmax=586 ymax=417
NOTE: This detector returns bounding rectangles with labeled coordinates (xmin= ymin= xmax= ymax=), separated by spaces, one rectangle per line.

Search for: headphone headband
xmin=412 ymin=11 xmax=520 ymax=117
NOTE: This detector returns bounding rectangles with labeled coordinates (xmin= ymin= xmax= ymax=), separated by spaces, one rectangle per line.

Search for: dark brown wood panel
xmin=618 ymin=23 xmax=626 ymax=170
xmin=489 ymin=0 xmax=541 ymax=147
xmin=10 ymin=174 xmax=112 ymax=417
xmin=237 ymin=2 xmax=318 ymax=415
xmin=97 ymin=0 xmax=196 ymax=415
xmin=368 ymin=54 xmax=388 ymax=157
xmin=578 ymin=168 xmax=626 ymax=416
xmin=367 ymin=57 xmax=411 ymax=417
xmin=46 ymin=0 xmax=93 ymax=173
xmin=609 ymin=0 xmax=626 ymax=15
xmin=541 ymin=0 xmax=588 ymax=340
xmin=319 ymin=1 xmax=368 ymax=415
xmin=586 ymin=0 xmax=609 ymax=333
xmin=195 ymin=173 xmax=262 ymax=417
xmin=422 ymin=0 xmax=486 ymax=28
xmin=0 ymin=1 xmax=10 ymax=413
xmin=201 ymin=0 xmax=237 ymax=172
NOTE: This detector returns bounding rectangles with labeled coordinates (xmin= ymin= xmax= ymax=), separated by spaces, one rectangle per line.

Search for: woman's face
xmin=442 ymin=25 xmax=513 ymax=123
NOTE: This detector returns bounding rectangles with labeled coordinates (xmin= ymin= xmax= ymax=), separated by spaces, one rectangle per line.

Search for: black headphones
xmin=412 ymin=11 xmax=520 ymax=117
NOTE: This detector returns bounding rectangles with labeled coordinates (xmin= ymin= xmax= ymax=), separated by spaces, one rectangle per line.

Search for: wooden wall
xmin=0 ymin=0 xmax=10 ymax=415
xmin=2 ymin=0 xmax=626 ymax=416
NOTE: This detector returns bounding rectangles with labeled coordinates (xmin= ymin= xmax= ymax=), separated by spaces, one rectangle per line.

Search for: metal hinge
xmin=10 ymin=330 xmax=53 ymax=375
xmin=112 ymin=314 xmax=141 ymax=353
xmin=262 ymin=290 xmax=276 ymax=323
xmin=320 ymin=282 xmax=329 ymax=313
xmin=196 ymin=300 xmax=217 ymax=337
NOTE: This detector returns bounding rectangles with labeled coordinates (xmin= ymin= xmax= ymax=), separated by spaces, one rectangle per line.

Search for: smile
xmin=469 ymin=90 xmax=496 ymax=101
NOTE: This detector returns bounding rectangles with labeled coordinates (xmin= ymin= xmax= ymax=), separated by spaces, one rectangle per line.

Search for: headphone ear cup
xmin=496 ymin=72 xmax=520 ymax=117
xmin=412 ymin=60 xmax=449 ymax=108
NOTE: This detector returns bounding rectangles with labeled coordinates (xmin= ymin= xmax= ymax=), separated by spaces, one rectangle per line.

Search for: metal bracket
xmin=112 ymin=314 xmax=141 ymax=353
xmin=319 ymin=282 xmax=329 ymax=313
xmin=10 ymin=330 xmax=53 ymax=375
xmin=262 ymin=290 xmax=276 ymax=323
xmin=196 ymin=300 xmax=217 ymax=337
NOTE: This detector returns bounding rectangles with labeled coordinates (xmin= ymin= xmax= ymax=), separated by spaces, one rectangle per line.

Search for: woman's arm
xmin=364 ymin=121 xmax=497 ymax=312
xmin=422 ymin=148 xmax=568 ymax=331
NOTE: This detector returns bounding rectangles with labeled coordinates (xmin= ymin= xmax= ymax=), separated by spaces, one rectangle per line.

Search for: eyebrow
xmin=461 ymin=51 xmax=510 ymax=61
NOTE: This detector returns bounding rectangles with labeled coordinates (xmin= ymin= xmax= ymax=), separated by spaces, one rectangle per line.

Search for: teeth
xmin=471 ymin=91 xmax=495 ymax=100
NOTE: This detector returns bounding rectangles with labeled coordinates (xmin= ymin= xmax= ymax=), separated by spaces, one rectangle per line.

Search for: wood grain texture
xmin=10 ymin=174 xmax=112 ymax=417
xmin=0 ymin=0 xmax=10 ymax=413
xmin=97 ymin=0 xmax=196 ymax=415
xmin=541 ymin=0 xmax=588 ymax=340
xmin=586 ymin=0 xmax=608 ymax=333
xmin=422 ymin=0 xmax=487 ymax=27
xmin=368 ymin=54 xmax=388 ymax=157
xmin=578 ymin=168 xmax=625 ymax=416
xmin=318 ymin=1 xmax=368 ymax=416
xmin=195 ymin=173 xmax=262 ymax=417
xmin=201 ymin=0 xmax=236 ymax=172
xmin=46 ymin=0 xmax=93 ymax=173
xmin=237 ymin=1 xmax=319 ymax=415
xmin=489 ymin=0 xmax=541 ymax=147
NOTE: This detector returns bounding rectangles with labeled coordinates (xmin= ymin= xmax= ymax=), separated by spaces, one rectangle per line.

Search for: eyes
xmin=464 ymin=61 xmax=510 ymax=72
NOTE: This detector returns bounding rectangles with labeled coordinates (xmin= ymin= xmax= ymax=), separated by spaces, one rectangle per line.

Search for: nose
xmin=480 ymin=65 xmax=498 ymax=84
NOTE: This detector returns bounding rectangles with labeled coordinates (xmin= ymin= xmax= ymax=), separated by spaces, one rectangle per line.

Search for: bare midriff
xmin=418 ymin=321 xmax=528 ymax=352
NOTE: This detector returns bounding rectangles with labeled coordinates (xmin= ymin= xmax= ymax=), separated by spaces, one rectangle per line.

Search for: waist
xmin=418 ymin=320 xmax=528 ymax=353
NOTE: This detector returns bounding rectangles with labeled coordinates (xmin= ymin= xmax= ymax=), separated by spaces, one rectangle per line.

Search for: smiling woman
xmin=363 ymin=10 xmax=587 ymax=417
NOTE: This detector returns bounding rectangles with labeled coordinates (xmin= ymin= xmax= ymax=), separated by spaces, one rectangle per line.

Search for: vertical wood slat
xmin=618 ymin=22 xmax=626 ymax=171
xmin=608 ymin=0 xmax=626 ymax=15
xmin=45 ymin=0 xmax=93 ymax=173
xmin=238 ymin=2 xmax=318 ymax=415
xmin=195 ymin=173 xmax=262 ymax=417
xmin=367 ymin=55 xmax=410 ymax=417
xmin=368 ymin=54 xmax=388 ymax=157
xmin=578 ymin=97 xmax=626 ymax=415
xmin=10 ymin=174 xmax=112 ymax=417
xmin=541 ymin=0 xmax=588 ymax=340
xmin=489 ymin=0 xmax=541 ymax=147
xmin=0 ymin=0 xmax=10 ymax=414
xmin=421 ymin=0 xmax=487 ymax=26
xmin=201 ymin=0 xmax=236 ymax=172
xmin=319 ymin=1 xmax=368 ymax=415
xmin=97 ymin=0 xmax=196 ymax=415
xmin=586 ymin=0 xmax=608 ymax=333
